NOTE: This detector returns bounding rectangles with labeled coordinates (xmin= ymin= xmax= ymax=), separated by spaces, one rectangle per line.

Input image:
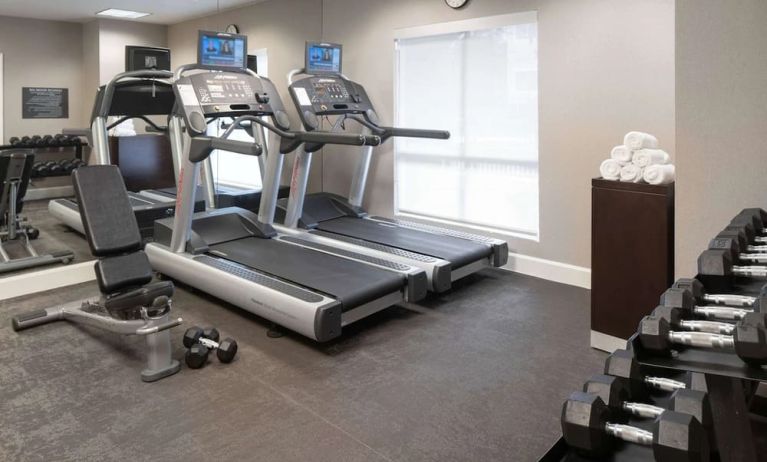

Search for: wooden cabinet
xmin=591 ymin=178 xmax=674 ymax=350
xmin=108 ymin=135 xmax=175 ymax=192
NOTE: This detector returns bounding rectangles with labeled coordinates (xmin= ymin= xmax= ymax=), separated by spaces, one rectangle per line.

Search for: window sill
xmin=394 ymin=211 xmax=539 ymax=243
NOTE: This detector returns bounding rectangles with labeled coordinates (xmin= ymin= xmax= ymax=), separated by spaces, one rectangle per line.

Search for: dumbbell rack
xmin=2 ymin=140 xmax=89 ymax=201
xmin=541 ymin=357 xmax=766 ymax=461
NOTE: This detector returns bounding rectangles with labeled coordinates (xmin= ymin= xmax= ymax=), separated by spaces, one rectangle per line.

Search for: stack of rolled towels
xmin=599 ymin=131 xmax=675 ymax=185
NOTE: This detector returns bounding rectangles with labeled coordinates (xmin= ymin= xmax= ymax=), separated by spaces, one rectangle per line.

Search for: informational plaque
xmin=22 ymin=87 xmax=69 ymax=119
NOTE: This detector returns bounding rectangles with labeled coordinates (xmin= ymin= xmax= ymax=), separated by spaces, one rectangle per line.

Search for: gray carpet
xmin=0 ymin=269 xmax=606 ymax=461
xmin=0 ymin=199 xmax=92 ymax=278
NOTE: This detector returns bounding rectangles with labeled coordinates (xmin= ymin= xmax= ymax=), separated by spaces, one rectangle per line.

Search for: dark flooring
xmin=1 ymin=199 xmax=93 ymax=278
xmin=0 ymin=269 xmax=606 ymax=461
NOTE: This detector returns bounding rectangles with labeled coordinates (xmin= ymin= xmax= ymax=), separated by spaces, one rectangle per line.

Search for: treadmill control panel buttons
xmin=290 ymin=75 xmax=375 ymax=129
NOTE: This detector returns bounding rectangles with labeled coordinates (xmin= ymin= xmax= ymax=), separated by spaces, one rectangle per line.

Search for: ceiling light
xmin=96 ymin=8 xmax=150 ymax=19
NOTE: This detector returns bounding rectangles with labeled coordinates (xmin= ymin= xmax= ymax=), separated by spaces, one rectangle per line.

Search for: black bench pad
xmin=105 ymin=281 xmax=174 ymax=313
xmin=73 ymin=165 xmax=142 ymax=256
xmin=96 ymin=252 xmax=153 ymax=294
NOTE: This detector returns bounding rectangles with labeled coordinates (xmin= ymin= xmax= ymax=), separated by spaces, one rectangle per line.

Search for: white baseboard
xmin=0 ymin=261 xmax=95 ymax=301
xmin=590 ymin=330 xmax=628 ymax=353
xmin=501 ymin=252 xmax=591 ymax=289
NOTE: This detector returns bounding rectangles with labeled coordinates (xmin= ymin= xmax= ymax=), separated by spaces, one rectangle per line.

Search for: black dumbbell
xmin=672 ymin=278 xmax=760 ymax=307
xmin=604 ymin=349 xmax=706 ymax=399
xmin=639 ymin=312 xmax=767 ymax=366
xmin=32 ymin=161 xmax=56 ymax=177
xmin=26 ymin=227 xmax=40 ymax=240
xmin=708 ymin=235 xmax=767 ymax=265
xmin=697 ymin=248 xmax=767 ymax=286
xmin=53 ymin=134 xmax=67 ymax=147
xmin=562 ymin=391 xmax=710 ymax=461
xmin=48 ymin=161 xmax=66 ymax=176
xmin=9 ymin=136 xmax=20 ymax=146
xmin=652 ymin=305 xmax=736 ymax=334
xmin=66 ymin=135 xmax=82 ymax=146
xmin=584 ymin=374 xmax=712 ymax=434
xmin=41 ymin=135 xmax=55 ymax=147
xmin=183 ymin=326 xmax=238 ymax=369
xmin=20 ymin=136 xmax=32 ymax=147
xmin=660 ymin=287 xmax=762 ymax=322
xmin=732 ymin=208 xmax=767 ymax=237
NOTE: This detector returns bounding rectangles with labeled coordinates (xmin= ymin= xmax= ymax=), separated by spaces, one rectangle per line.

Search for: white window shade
xmin=395 ymin=14 xmax=539 ymax=238
xmin=208 ymin=118 xmax=263 ymax=190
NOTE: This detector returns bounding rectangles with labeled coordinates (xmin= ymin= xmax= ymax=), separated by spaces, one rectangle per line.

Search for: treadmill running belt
xmin=209 ymin=237 xmax=404 ymax=311
xmin=317 ymin=217 xmax=491 ymax=269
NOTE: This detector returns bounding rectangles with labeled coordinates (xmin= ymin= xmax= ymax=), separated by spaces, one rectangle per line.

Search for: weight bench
xmin=0 ymin=150 xmax=74 ymax=273
xmin=13 ymin=165 xmax=182 ymax=382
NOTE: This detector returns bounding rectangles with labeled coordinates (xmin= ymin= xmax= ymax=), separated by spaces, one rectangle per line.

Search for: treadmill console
xmin=289 ymin=75 xmax=380 ymax=130
xmin=174 ymin=70 xmax=291 ymax=136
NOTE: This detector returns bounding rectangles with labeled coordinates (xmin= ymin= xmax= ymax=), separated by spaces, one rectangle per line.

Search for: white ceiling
xmin=0 ymin=0 xmax=266 ymax=25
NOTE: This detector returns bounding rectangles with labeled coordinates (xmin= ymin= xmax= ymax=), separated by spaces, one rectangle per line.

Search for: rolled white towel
xmin=620 ymin=163 xmax=644 ymax=183
xmin=643 ymin=164 xmax=675 ymax=185
xmin=600 ymin=159 xmax=624 ymax=181
xmin=624 ymin=131 xmax=658 ymax=150
xmin=610 ymin=145 xmax=632 ymax=163
xmin=632 ymin=148 xmax=670 ymax=168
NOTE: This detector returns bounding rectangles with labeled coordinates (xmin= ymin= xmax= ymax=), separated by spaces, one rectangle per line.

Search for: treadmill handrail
xmin=98 ymin=70 xmax=174 ymax=118
xmin=344 ymin=115 xmax=450 ymax=143
xmin=210 ymin=115 xmax=380 ymax=154
xmin=106 ymin=115 xmax=167 ymax=133
xmin=189 ymin=136 xmax=263 ymax=162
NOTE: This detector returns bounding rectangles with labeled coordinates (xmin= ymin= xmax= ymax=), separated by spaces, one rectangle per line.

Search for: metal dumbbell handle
xmin=677 ymin=319 xmax=736 ymax=335
xmin=198 ymin=337 xmax=220 ymax=349
xmin=701 ymin=293 xmax=756 ymax=307
xmin=755 ymin=236 xmax=767 ymax=243
xmin=668 ymin=331 xmax=736 ymax=350
xmin=693 ymin=305 xmax=751 ymax=321
xmin=644 ymin=376 xmax=686 ymax=392
xmin=733 ymin=265 xmax=767 ymax=277
xmin=739 ymin=253 xmax=767 ymax=264
xmin=604 ymin=423 xmax=654 ymax=446
xmin=747 ymin=245 xmax=767 ymax=252
xmin=622 ymin=402 xmax=664 ymax=419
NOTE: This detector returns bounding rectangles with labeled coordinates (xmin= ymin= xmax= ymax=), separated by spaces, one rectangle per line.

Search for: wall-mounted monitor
xmin=305 ymin=42 xmax=342 ymax=75
xmin=197 ymin=30 xmax=247 ymax=69
xmin=125 ymin=46 xmax=171 ymax=71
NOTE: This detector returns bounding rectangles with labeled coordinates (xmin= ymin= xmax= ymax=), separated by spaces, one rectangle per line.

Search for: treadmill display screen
xmin=305 ymin=42 xmax=342 ymax=75
xmin=198 ymin=30 xmax=247 ymax=69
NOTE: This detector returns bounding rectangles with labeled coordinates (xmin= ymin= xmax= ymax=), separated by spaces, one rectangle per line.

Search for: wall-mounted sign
xmin=22 ymin=87 xmax=69 ymax=119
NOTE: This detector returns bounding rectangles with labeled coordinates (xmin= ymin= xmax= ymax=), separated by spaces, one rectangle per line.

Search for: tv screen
xmin=198 ymin=30 xmax=247 ymax=69
xmin=125 ymin=46 xmax=171 ymax=71
xmin=305 ymin=42 xmax=342 ymax=74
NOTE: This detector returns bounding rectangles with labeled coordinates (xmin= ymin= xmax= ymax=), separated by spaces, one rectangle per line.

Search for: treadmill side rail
xmin=371 ymin=216 xmax=509 ymax=267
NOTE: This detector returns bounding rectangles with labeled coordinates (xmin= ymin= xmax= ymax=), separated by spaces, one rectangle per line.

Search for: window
xmin=394 ymin=12 xmax=539 ymax=238
xmin=208 ymin=119 xmax=263 ymax=190
xmin=208 ymin=48 xmax=269 ymax=190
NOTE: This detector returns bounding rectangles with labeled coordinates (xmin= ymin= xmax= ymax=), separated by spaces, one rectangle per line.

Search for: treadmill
xmin=146 ymin=34 xmax=426 ymax=342
xmin=275 ymin=42 xmax=508 ymax=293
xmin=48 ymin=70 xmax=202 ymax=239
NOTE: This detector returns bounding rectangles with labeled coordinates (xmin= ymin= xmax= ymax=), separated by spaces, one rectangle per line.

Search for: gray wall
xmin=167 ymin=0 xmax=324 ymax=189
xmin=97 ymin=19 xmax=168 ymax=85
xmin=675 ymin=0 xmax=767 ymax=277
xmin=0 ymin=16 xmax=85 ymax=140
xmin=321 ymin=0 xmax=675 ymax=269
xmin=81 ymin=20 xmax=100 ymax=117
